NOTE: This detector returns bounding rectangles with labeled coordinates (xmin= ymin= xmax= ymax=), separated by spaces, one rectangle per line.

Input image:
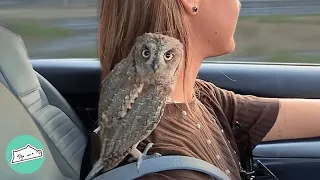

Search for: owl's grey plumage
xmin=85 ymin=33 xmax=184 ymax=180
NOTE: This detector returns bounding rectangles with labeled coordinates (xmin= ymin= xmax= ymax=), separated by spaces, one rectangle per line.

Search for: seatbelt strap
xmin=80 ymin=132 xmax=94 ymax=180
xmin=91 ymin=155 xmax=231 ymax=180
xmin=233 ymin=121 xmax=255 ymax=179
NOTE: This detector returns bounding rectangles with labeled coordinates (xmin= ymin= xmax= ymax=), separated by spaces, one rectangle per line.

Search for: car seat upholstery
xmin=0 ymin=26 xmax=87 ymax=179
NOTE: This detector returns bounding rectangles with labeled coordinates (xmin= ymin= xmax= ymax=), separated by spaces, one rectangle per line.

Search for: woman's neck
xmin=170 ymin=56 xmax=203 ymax=103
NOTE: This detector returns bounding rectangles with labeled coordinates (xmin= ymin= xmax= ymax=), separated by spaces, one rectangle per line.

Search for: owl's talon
xmin=136 ymin=152 xmax=162 ymax=169
xmin=128 ymin=143 xmax=162 ymax=170
xmin=143 ymin=142 xmax=154 ymax=154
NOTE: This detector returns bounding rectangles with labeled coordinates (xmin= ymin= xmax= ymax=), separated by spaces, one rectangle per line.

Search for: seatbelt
xmin=80 ymin=134 xmax=92 ymax=180
xmin=90 ymin=155 xmax=231 ymax=180
xmin=80 ymin=126 xmax=101 ymax=180
xmin=234 ymin=121 xmax=278 ymax=180
xmin=233 ymin=121 xmax=255 ymax=179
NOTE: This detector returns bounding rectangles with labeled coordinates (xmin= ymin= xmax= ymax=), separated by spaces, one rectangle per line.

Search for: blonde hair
xmin=98 ymin=0 xmax=193 ymax=113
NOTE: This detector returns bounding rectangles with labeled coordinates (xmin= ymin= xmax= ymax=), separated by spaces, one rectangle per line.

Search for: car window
xmin=0 ymin=0 xmax=99 ymax=59
xmin=0 ymin=0 xmax=319 ymax=64
xmin=210 ymin=0 xmax=320 ymax=64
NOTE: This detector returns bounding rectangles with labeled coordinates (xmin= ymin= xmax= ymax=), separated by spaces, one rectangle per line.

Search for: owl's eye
xmin=141 ymin=49 xmax=150 ymax=58
xmin=164 ymin=52 xmax=174 ymax=61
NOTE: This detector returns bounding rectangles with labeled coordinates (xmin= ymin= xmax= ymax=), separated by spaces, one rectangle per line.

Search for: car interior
xmin=1 ymin=20 xmax=320 ymax=180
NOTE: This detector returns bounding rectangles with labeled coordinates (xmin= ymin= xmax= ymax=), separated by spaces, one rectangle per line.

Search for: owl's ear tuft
xmin=134 ymin=34 xmax=147 ymax=47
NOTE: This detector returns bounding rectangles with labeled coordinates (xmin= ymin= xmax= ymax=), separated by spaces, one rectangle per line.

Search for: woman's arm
xmin=196 ymin=79 xmax=320 ymax=146
xmin=263 ymin=98 xmax=320 ymax=141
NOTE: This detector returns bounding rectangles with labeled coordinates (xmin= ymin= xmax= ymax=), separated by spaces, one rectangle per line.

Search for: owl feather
xmin=85 ymin=33 xmax=184 ymax=180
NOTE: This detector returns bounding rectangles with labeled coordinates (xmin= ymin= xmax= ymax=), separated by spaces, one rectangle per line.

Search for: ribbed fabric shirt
xmin=135 ymin=79 xmax=280 ymax=180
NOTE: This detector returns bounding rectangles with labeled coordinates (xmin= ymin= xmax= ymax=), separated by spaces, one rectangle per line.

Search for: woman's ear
xmin=179 ymin=0 xmax=200 ymax=15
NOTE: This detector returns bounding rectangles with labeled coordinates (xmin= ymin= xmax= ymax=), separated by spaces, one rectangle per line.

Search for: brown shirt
xmin=136 ymin=79 xmax=280 ymax=180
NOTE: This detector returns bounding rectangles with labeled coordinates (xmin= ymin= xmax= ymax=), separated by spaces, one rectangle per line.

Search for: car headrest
xmin=0 ymin=26 xmax=41 ymax=97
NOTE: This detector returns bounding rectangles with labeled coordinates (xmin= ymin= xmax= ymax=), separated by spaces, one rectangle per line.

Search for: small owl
xmin=85 ymin=33 xmax=184 ymax=180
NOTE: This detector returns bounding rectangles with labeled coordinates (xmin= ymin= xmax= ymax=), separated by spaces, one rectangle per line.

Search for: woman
xmin=96 ymin=0 xmax=320 ymax=179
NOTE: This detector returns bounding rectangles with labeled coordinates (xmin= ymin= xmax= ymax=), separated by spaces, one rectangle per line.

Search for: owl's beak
xmin=151 ymin=61 xmax=158 ymax=72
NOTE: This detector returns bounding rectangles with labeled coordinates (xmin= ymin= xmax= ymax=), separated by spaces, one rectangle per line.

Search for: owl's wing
xmin=85 ymin=58 xmax=137 ymax=180
xmin=98 ymin=55 xmax=135 ymax=120
xmin=98 ymin=78 xmax=166 ymax=171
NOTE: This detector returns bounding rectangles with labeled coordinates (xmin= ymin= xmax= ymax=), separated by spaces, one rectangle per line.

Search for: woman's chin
xmin=216 ymin=39 xmax=236 ymax=57
xmin=203 ymin=38 xmax=236 ymax=58
xmin=225 ymin=38 xmax=236 ymax=53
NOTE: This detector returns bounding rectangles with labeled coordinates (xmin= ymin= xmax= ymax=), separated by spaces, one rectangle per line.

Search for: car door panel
xmin=199 ymin=61 xmax=320 ymax=99
xmin=31 ymin=59 xmax=320 ymax=179
xmin=253 ymin=139 xmax=320 ymax=158
xmin=252 ymin=139 xmax=320 ymax=179
xmin=31 ymin=59 xmax=320 ymax=99
xmin=255 ymin=157 xmax=320 ymax=180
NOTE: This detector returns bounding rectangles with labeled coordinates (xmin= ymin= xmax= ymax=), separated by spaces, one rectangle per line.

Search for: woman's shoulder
xmin=194 ymin=79 xmax=220 ymax=105
xmin=195 ymin=78 xmax=211 ymax=86
xmin=195 ymin=78 xmax=219 ymax=96
xmin=195 ymin=78 xmax=235 ymax=96
xmin=195 ymin=78 xmax=220 ymax=89
xmin=194 ymin=78 xmax=234 ymax=106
